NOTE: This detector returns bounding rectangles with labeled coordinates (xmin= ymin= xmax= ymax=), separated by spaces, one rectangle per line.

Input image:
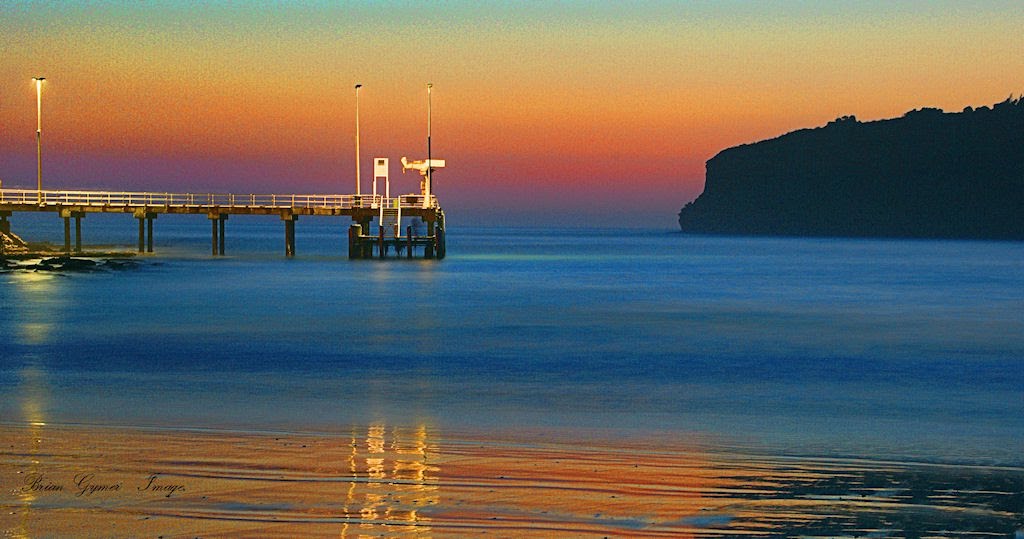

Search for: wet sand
xmin=2 ymin=423 xmax=1022 ymax=537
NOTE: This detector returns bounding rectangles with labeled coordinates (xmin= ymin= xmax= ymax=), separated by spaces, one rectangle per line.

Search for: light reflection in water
xmin=7 ymin=271 xmax=63 ymax=345
xmin=341 ymin=423 xmax=437 ymax=537
xmin=10 ymin=364 xmax=52 ymax=539
xmin=0 ymin=423 xmax=1019 ymax=536
xmin=4 ymin=272 xmax=62 ymax=537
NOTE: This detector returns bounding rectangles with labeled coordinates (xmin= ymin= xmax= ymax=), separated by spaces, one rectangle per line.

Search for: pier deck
xmin=0 ymin=189 xmax=445 ymax=259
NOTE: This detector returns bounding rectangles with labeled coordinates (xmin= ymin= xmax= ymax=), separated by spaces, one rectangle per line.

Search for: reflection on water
xmin=6 ymin=271 xmax=62 ymax=345
xmin=9 ymin=365 xmax=51 ymax=539
xmin=343 ymin=424 xmax=438 ymax=537
xmin=0 ymin=425 xmax=1020 ymax=537
xmin=4 ymin=270 xmax=60 ymax=537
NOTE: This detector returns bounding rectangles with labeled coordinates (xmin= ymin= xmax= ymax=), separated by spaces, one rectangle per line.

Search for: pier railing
xmin=0 ymin=189 xmax=438 ymax=210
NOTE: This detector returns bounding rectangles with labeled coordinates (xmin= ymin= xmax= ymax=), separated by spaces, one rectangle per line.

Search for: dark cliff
xmin=678 ymin=97 xmax=1024 ymax=239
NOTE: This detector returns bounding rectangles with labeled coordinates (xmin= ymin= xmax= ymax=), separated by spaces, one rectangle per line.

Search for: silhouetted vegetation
xmin=679 ymin=96 xmax=1024 ymax=239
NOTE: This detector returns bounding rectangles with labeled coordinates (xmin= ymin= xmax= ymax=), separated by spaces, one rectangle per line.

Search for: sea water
xmin=2 ymin=213 xmax=1022 ymax=466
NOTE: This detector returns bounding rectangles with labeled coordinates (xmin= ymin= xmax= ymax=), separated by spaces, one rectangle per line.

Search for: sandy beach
xmin=2 ymin=422 xmax=1022 ymax=537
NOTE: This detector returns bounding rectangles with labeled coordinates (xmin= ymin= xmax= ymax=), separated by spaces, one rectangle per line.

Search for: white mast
xmin=354 ymin=83 xmax=362 ymax=196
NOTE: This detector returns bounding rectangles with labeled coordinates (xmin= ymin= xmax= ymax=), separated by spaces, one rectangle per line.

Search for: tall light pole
xmin=33 ymin=77 xmax=45 ymax=203
xmin=354 ymin=83 xmax=362 ymax=196
xmin=426 ymin=83 xmax=432 ymax=204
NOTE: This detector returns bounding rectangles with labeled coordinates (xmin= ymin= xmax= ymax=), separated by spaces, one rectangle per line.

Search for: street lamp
xmin=355 ymin=83 xmax=362 ymax=196
xmin=32 ymin=77 xmax=45 ymax=203
xmin=426 ymin=83 xmax=432 ymax=203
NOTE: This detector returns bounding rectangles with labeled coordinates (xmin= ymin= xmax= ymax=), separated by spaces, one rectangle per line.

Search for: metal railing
xmin=0 ymin=189 xmax=438 ymax=210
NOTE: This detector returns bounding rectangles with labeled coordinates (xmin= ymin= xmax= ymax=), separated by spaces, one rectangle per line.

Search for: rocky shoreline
xmin=2 ymin=255 xmax=140 ymax=273
xmin=2 ymin=230 xmax=139 ymax=272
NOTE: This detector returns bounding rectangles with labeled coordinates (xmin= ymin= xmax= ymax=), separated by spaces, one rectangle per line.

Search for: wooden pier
xmin=0 ymin=189 xmax=446 ymax=259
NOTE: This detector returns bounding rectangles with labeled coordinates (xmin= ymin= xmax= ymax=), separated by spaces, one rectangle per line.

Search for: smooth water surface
xmin=2 ymin=214 xmax=1023 ymax=465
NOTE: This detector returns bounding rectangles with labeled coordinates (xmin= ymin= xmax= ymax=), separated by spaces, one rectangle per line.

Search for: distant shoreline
xmin=679 ymin=97 xmax=1024 ymax=240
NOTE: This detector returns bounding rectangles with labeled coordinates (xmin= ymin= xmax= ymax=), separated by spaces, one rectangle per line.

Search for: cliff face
xmin=678 ymin=98 xmax=1024 ymax=239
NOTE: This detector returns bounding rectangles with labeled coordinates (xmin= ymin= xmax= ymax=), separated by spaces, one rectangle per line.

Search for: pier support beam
xmin=378 ymin=226 xmax=385 ymax=258
xmin=59 ymin=209 xmax=85 ymax=254
xmin=73 ymin=214 xmax=84 ymax=253
xmin=423 ymin=218 xmax=435 ymax=259
xmin=436 ymin=224 xmax=446 ymax=260
xmin=360 ymin=218 xmax=372 ymax=258
xmin=210 ymin=216 xmax=218 ymax=255
xmin=406 ymin=226 xmax=413 ymax=259
xmin=62 ymin=215 xmax=71 ymax=253
xmin=219 ymin=215 xmax=226 ymax=255
xmin=135 ymin=210 xmax=157 ymax=254
xmin=208 ymin=213 xmax=227 ymax=256
xmin=147 ymin=215 xmax=155 ymax=253
xmin=348 ymin=224 xmax=362 ymax=259
xmin=282 ymin=214 xmax=297 ymax=257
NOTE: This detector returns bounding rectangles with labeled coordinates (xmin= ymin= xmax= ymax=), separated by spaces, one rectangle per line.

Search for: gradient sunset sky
xmin=2 ymin=1 xmax=1022 ymax=226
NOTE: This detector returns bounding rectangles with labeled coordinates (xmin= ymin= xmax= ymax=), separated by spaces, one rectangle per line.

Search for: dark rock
xmin=37 ymin=257 xmax=100 ymax=272
xmin=102 ymin=259 xmax=139 ymax=271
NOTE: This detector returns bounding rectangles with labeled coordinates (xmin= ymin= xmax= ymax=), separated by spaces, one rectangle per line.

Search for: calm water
xmin=2 ymin=214 xmax=1023 ymax=465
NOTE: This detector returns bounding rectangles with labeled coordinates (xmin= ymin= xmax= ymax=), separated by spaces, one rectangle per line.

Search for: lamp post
xmin=355 ymin=83 xmax=362 ymax=196
xmin=33 ymin=77 xmax=45 ymax=204
xmin=426 ymin=83 xmax=432 ymax=204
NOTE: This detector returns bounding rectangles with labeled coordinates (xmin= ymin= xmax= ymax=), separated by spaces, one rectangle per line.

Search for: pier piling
xmin=218 ymin=215 xmax=226 ymax=255
xmin=348 ymin=224 xmax=361 ymax=259
xmin=436 ymin=225 xmax=446 ymax=260
xmin=207 ymin=213 xmax=227 ymax=256
xmin=62 ymin=214 xmax=71 ymax=253
xmin=140 ymin=216 xmax=147 ymax=253
xmin=74 ymin=214 xmax=83 ymax=253
xmin=282 ymin=214 xmax=297 ymax=257
xmin=147 ymin=214 xmax=155 ymax=253
xmin=135 ymin=210 xmax=156 ymax=254
xmin=209 ymin=214 xmax=219 ymax=255
xmin=407 ymin=226 xmax=413 ymax=258
xmin=424 ymin=219 xmax=435 ymax=259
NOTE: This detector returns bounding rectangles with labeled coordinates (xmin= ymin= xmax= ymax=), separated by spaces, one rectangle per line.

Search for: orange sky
xmin=2 ymin=2 xmax=1022 ymax=226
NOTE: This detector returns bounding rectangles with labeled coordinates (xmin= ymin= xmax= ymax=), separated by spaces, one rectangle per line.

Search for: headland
xmin=679 ymin=97 xmax=1024 ymax=239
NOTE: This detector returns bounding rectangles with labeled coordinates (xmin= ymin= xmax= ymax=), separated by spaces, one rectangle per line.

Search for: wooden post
xmin=218 ymin=215 xmax=226 ymax=255
xmin=209 ymin=214 xmax=219 ymax=256
xmin=287 ymin=220 xmax=295 ymax=257
xmin=436 ymin=224 xmax=446 ymax=260
xmin=349 ymin=223 xmax=362 ymax=259
xmin=424 ymin=219 xmax=434 ymax=259
xmin=362 ymin=217 xmax=374 ymax=260
xmin=406 ymin=225 xmax=413 ymax=259
xmin=378 ymin=226 xmax=385 ymax=258
xmin=62 ymin=215 xmax=71 ymax=253
xmin=74 ymin=215 xmax=82 ymax=253
xmin=146 ymin=215 xmax=155 ymax=253
xmin=139 ymin=217 xmax=146 ymax=253
xmin=282 ymin=214 xmax=297 ymax=257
